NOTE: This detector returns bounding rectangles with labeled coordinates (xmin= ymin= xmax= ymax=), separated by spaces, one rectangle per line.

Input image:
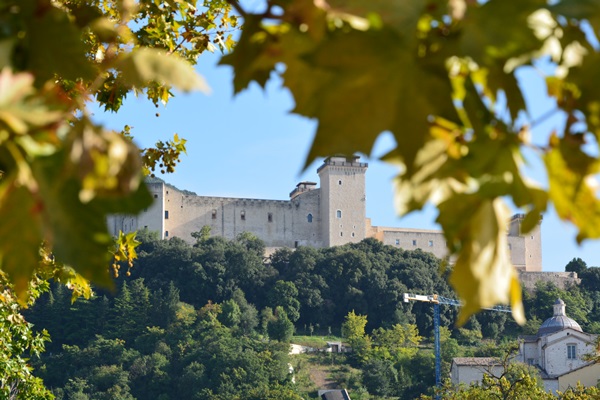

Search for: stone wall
xmin=519 ymin=271 xmax=580 ymax=292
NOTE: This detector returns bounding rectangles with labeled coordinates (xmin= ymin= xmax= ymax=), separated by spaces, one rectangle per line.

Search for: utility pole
xmin=403 ymin=293 xmax=511 ymax=397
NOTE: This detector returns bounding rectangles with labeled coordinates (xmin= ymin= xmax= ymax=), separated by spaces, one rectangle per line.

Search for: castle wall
xmin=519 ymin=271 xmax=580 ymax=292
xmin=376 ymin=228 xmax=448 ymax=260
xmin=161 ymin=185 xmax=322 ymax=247
xmin=107 ymin=157 xmax=543 ymax=273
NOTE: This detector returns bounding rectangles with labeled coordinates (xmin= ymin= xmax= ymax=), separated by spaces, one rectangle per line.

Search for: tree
xmin=267 ymin=306 xmax=295 ymax=342
xmin=267 ymin=280 xmax=301 ymax=323
xmin=565 ymin=257 xmax=587 ymax=274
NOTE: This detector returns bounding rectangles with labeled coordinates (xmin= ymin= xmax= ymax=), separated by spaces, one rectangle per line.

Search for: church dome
xmin=538 ymin=299 xmax=582 ymax=336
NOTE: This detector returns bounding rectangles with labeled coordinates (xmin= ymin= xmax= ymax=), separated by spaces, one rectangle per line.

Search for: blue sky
xmin=94 ymin=52 xmax=600 ymax=272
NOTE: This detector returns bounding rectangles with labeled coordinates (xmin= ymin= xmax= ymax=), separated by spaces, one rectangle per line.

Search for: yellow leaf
xmin=445 ymin=198 xmax=525 ymax=325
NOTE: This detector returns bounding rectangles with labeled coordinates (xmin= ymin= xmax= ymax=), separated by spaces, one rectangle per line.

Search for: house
xmin=318 ymin=389 xmax=351 ymax=400
xmin=450 ymin=357 xmax=504 ymax=386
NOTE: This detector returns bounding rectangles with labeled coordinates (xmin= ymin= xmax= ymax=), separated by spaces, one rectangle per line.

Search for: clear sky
xmin=94 ymin=51 xmax=600 ymax=272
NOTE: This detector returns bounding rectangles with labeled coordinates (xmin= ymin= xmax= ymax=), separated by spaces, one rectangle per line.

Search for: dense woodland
xmin=25 ymin=231 xmax=600 ymax=399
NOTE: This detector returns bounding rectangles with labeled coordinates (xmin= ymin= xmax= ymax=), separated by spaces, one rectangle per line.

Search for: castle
xmin=108 ymin=156 xmax=542 ymax=272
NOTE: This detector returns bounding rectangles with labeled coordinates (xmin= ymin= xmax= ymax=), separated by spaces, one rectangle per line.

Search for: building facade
xmin=517 ymin=299 xmax=597 ymax=392
xmin=108 ymin=156 xmax=542 ymax=271
xmin=452 ymin=299 xmax=598 ymax=393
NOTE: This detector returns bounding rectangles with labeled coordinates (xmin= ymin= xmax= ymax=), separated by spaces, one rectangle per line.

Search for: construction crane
xmin=403 ymin=293 xmax=511 ymax=393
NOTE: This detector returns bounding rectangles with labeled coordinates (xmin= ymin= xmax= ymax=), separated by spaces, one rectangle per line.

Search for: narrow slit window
xmin=428 ymin=240 xmax=433 ymax=247
xmin=241 ymin=211 xmax=246 ymax=220
xmin=164 ymin=210 xmax=169 ymax=219
xmin=165 ymin=231 xmax=169 ymax=237
xmin=212 ymin=209 xmax=217 ymax=219
xmin=412 ymin=240 xmax=417 ymax=246
xmin=307 ymin=213 xmax=313 ymax=223
xmin=395 ymin=239 xmax=400 ymax=245
xmin=268 ymin=213 xmax=273 ymax=223
xmin=336 ymin=210 xmax=342 ymax=219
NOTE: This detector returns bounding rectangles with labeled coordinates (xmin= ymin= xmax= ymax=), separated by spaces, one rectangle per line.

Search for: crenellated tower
xmin=318 ymin=156 xmax=368 ymax=247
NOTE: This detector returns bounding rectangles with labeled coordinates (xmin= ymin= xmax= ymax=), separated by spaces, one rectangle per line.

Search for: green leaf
xmin=219 ymin=16 xmax=286 ymax=94
xmin=550 ymin=0 xmax=600 ymax=37
xmin=457 ymin=0 xmax=544 ymax=66
xmin=286 ymin=28 xmax=458 ymax=171
xmin=545 ymin=136 xmax=600 ymax=242
xmin=566 ymin=52 xmax=600 ymax=140
xmin=0 ymin=176 xmax=43 ymax=299
xmin=0 ymin=39 xmax=14 ymax=70
xmin=32 ymin=150 xmax=152 ymax=288
xmin=25 ymin=5 xmax=97 ymax=85
xmin=117 ymin=48 xmax=209 ymax=92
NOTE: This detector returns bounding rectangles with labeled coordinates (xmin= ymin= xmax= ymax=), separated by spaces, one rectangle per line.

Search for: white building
xmin=108 ymin=156 xmax=542 ymax=271
xmin=452 ymin=299 xmax=598 ymax=393
xmin=518 ymin=299 xmax=598 ymax=392
xmin=450 ymin=357 xmax=504 ymax=386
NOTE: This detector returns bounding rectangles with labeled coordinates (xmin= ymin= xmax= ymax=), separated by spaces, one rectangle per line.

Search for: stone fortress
xmin=108 ymin=155 xmax=553 ymax=274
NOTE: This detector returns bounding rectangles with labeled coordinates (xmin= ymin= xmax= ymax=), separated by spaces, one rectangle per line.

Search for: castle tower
xmin=317 ymin=156 xmax=368 ymax=247
xmin=508 ymin=214 xmax=542 ymax=271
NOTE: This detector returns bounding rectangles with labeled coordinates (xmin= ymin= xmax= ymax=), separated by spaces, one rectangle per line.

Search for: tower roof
xmin=538 ymin=298 xmax=582 ymax=336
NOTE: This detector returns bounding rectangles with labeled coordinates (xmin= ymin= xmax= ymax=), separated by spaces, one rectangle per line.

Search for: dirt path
xmin=309 ymin=364 xmax=338 ymax=390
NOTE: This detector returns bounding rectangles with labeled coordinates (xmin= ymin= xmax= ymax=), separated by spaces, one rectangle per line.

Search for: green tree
xmin=341 ymin=311 xmax=371 ymax=364
xmin=267 ymin=306 xmax=295 ymax=342
xmin=268 ymin=280 xmax=301 ymax=323
xmin=565 ymin=257 xmax=588 ymax=274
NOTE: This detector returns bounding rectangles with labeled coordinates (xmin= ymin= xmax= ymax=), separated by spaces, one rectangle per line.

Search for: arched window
xmin=307 ymin=213 xmax=313 ymax=223
xmin=336 ymin=210 xmax=342 ymax=219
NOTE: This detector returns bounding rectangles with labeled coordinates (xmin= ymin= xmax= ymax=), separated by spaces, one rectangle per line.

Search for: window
xmin=428 ymin=240 xmax=433 ymax=247
xmin=144 ymin=225 xmax=148 ymax=229
xmin=340 ymin=232 xmax=343 ymax=237
xmin=531 ymin=235 xmax=534 ymax=239
xmin=352 ymin=232 xmax=355 ymax=237
xmin=307 ymin=213 xmax=313 ymax=223
xmin=395 ymin=239 xmax=400 ymax=245
xmin=268 ymin=213 xmax=273 ymax=222
xmin=154 ymin=194 xmax=158 ymax=199
xmin=164 ymin=210 xmax=169 ymax=219
xmin=294 ymin=241 xmax=299 ymax=248
xmin=568 ymin=344 xmax=577 ymax=359
xmin=212 ymin=209 xmax=217 ymax=219
xmin=336 ymin=210 xmax=342 ymax=218
xmin=165 ymin=231 xmax=169 ymax=237
xmin=241 ymin=211 xmax=246 ymax=220
xmin=412 ymin=240 xmax=417 ymax=246
xmin=338 ymin=180 xmax=342 ymax=185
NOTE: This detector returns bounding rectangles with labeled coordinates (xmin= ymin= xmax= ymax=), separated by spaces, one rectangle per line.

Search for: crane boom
xmin=403 ymin=292 xmax=511 ymax=398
